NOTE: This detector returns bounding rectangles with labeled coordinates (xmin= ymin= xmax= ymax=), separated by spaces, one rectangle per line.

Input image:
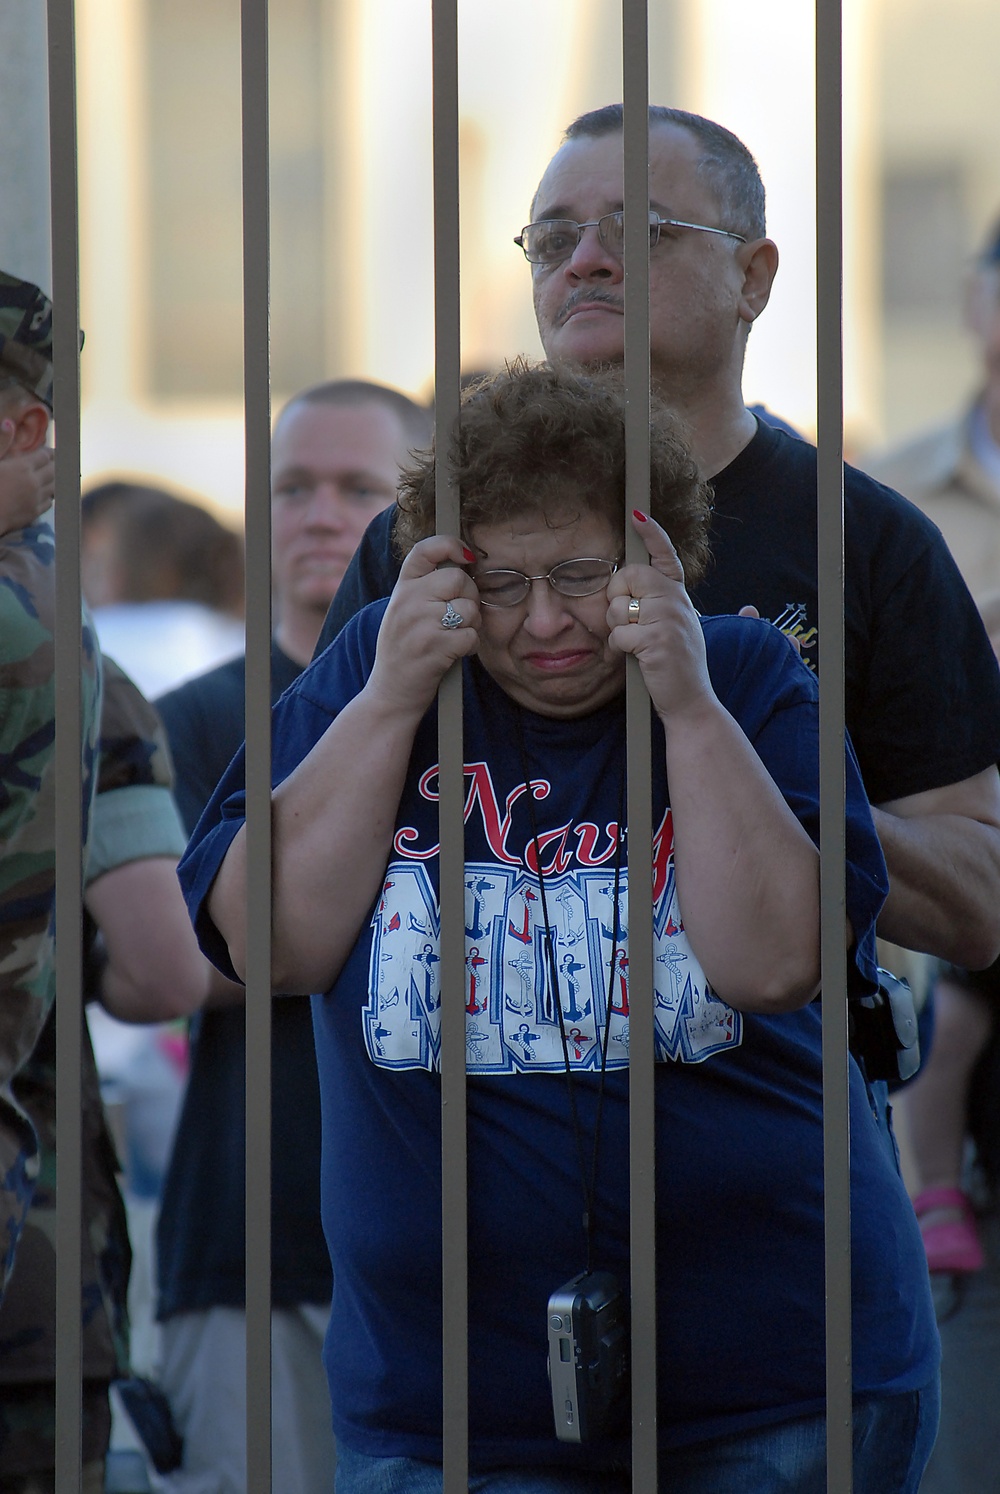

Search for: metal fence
xmin=48 ymin=0 xmax=851 ymax=1488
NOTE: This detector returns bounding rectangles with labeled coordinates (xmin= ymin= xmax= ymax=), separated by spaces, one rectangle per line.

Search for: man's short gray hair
xmin=563 ymin=105 xmax=766 ymax=244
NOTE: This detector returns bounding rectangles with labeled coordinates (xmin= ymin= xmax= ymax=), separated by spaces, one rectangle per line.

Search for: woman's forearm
xmin=209 ymin=685 xmax=424 ymax=994
xmin=607 ymin=514 xmax=821 ymax=1008
xmin=210 ymin=535 xmax=481 ymax=995
xmin=662 ymin=697 xmax=821 ymax=1012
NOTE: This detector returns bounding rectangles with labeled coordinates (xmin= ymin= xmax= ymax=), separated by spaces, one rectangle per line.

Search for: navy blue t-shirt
xmin=179 ymin=607 xmax=938 ymax=1465
xmin=155 ymin=643 xmax=332 ymax=1316
xmin=315 ymin=418 xmax=1000 ymax=807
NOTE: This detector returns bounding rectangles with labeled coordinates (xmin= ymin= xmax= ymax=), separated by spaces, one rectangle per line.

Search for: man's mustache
xmin=555 ymin=288 xmax=624 ymax=326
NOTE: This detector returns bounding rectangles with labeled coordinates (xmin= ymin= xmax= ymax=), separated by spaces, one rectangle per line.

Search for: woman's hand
xmin=606 ymin=509 xmax=714 ymax=724
xmin=368 ymin=535 xmax=481 ymax=719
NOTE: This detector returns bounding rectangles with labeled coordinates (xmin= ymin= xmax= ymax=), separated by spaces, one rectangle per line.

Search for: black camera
xmin=849 ymin=967 xmax=920 ymax=1083
xmin=547 ymin=1269 xmax=629 ymax=1442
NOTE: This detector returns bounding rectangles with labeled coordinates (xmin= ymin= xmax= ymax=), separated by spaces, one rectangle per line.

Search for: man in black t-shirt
xmin=155 ymin=379 xmax=431 ymax=1494
xmin=316 ymin=105 xmax=1000 ymax=977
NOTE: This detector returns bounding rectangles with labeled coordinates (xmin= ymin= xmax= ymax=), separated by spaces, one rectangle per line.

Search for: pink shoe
xmin=913 ymin=1186 xmax=984 ymax=1274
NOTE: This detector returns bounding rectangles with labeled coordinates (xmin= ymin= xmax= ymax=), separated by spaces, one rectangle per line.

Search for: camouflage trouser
xmin=0 ymin=1381 xmax=111 ymax=1486
xmin=0 ymin=1463 xmax=103 ymax=1494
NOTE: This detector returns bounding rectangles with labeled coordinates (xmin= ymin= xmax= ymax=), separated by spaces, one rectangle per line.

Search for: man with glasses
xmin=318 ymin=104 xmax=1000 ymax=986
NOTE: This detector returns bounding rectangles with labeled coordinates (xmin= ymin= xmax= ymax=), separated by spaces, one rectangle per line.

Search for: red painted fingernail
xmin=462 ymin=546 xmax=476 ymax=562
xmin=632 ymin=509 xmax=647 ymax=522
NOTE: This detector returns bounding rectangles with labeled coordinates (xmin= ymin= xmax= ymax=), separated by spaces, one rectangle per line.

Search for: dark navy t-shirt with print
xmin=179 ymin=606 xmax=938 ymax=1468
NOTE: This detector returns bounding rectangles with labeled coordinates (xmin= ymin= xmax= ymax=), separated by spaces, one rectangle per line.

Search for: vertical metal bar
xmin=816 ymin=1 xmax=852 ymax=1489
xmin=622 ymin=4 xmax=657 ymax=1488
xmin=431 ymin=3 xmax=467 ymax=1490
xmin=48 ymin=1 xmax=84 ymax=1487
xmin=240 ymin=3 xmax=273 ymax=1491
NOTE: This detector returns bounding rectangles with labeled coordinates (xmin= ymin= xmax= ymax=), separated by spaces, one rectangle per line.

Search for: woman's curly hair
xmin=394 ymin=359 xmax=712 ymax=586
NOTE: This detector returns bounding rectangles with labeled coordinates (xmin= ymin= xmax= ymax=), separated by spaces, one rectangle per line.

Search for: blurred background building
xmin=1 ymin=0 xmax=998 ymax=513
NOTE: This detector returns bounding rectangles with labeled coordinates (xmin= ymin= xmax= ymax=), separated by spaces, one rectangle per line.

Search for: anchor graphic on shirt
xmin=465 ymin=946 xmax=489 ymax=1014
xmin=555 ymin=887 xmax=586 ymax=946
xmin=538 ymin=931 xmax=560 ymax=1023
xmin=598 ymin=882 xmax=626 ymax=943
xmin=466 ymin=1021 xmax=491 ymax=1063
xmin=367 ymin=857 xmax=743 ymax=1073
xmin=505 ymin=946 xmax=536 ymax=1016
xmin=610 ymin=947 xmax=629 ymax=1015
xmin=559 ymin=950 xmax=590 ymax=1021
xmin=412 ymin=942 xmax=441 ymax=1013
xmin=507 ymin=887 xmax=537 ymax=945
xmin=513 ymin=1023 xmax=541 ymax=1062
xmin=568 ymin=1027 xmax=589 ymax=1061
xmin=657 ymin=943 xmax=687 ymax=1008
xmin=465 ymin=876 xmax=497 ymax=940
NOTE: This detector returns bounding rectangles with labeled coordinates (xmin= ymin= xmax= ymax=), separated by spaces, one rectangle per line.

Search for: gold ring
xmin=627 ymin=597 xmax=641 ymax=624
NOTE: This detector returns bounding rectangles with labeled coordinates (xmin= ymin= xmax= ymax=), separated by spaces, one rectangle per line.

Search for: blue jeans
xmin=334 ymin=1381 xmax=940 ymax=1494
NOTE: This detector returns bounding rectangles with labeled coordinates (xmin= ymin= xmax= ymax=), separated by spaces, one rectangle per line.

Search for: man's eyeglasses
xmin=475 ymin=558 xmax=618 ymax=608
xmin=514 ymin=211 xmax=746 ymax=266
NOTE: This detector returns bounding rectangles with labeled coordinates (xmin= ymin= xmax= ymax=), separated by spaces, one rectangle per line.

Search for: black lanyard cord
xmin=513 ymin=706 xmax=625 ymax=1272
xmin=589 ymin=771 xmax=626 ymax=1233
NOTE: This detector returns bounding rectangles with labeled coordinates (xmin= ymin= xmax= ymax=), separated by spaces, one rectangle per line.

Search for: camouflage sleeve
xmin=0 ymin=523 xmax=59 ymax=1059
xmin=0 ymin=660 xmax=186 ymax=1402
xmin=97 ymin=656 xmax=176 ymax=794
xmin=0 ymin=524 xmax=101 ymax=1296
xmin=87 ymin=659 xmax=186 ymax=883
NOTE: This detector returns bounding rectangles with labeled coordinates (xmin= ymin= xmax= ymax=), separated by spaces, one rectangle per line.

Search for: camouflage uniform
xmin=0 ymin=273 xmax=188 ymax=1484
xmin=0 ymin=514 xmax=101 ymax=1294
xmin=0 ymin=273 xmax=95 ymax=1297
xmin=0 ymin=660 xmax=188 ymax=1479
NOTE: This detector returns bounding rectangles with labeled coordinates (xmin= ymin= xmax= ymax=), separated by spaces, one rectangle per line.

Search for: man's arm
xmin=873 ymin=765 xmax=1000 ymax=967
xmin=86 ymin=855 xmax=210 ymax=1022
xmin=155 ymin=665 xmax=255 ymax=1008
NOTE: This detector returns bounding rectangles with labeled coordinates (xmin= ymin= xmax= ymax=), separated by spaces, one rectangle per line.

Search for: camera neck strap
xmin=513 ymin=706 xmax=625 ymax=1272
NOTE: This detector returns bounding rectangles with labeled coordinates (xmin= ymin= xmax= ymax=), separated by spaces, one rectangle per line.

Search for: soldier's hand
xmin=0 ymin=429 xmax=55 ymax=536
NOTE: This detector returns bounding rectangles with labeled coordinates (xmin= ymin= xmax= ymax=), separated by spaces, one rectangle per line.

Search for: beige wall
xmin=872 ymin=0 xmax=1000 ymax=451
xmin=0 ymin=1 xmax=51 ymax=291
xmin=61 ymin=0 xmax=1000 ymax=511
